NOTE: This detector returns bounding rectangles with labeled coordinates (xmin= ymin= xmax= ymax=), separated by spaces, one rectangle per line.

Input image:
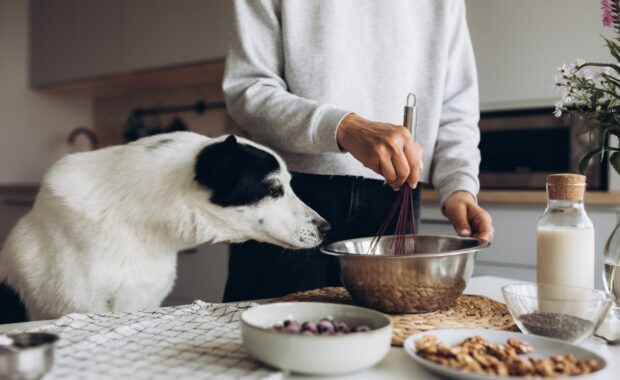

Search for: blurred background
xmin=0 ymin=0 xmax=618 ymax=304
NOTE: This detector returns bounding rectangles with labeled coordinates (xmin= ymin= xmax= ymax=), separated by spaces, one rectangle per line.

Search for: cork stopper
xmin=546 ymin=173 xmax=586 ymax=201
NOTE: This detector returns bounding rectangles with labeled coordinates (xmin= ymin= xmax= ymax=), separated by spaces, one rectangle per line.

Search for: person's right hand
xmin=336 ymin=113 xmax=423 ymax=190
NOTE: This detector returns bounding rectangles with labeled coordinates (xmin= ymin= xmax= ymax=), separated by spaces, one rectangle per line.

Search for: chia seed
xmin=519 ymin=312 xmax=594 ymax=341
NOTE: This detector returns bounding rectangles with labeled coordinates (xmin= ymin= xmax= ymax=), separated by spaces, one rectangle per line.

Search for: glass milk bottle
xmin=537 ymin=174 xmax=595 ymax=292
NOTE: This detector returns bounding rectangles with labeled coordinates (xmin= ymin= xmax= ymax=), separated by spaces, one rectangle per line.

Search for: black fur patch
xmin=146 ymin=138 xmax=174 ymax=150
xmin=194 ymin=135 xmax=281 ymax=207
xmin=0 ymin=282 xmax=28 ymax=323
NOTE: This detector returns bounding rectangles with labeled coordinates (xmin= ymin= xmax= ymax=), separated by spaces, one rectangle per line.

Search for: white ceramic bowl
xmin=241 ymin=302 xmax=392 ymax=375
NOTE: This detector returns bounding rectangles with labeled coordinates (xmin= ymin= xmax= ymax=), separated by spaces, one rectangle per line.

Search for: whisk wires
xmin=368 ymin=185 xmax=417 ymax=255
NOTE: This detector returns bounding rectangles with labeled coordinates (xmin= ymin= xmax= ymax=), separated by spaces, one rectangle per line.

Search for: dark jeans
xmin=223 ymin=172 xmax=421 ymax=302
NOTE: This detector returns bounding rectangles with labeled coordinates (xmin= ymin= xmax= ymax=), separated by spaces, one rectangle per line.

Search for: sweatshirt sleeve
xmin=431 ymin=0 xmax=481 ymax=206
xmin=222 ymin=0 xmax=350 ymax=154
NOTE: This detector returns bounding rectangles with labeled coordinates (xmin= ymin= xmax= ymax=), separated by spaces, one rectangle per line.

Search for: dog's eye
xmin=269 ymin=186 xmax=284 ymax=198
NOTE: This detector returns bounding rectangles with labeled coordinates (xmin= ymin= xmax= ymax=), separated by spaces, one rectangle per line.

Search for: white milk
xmin=537 ymin=226 xmax=594 ymax=315
xmin=536 ymin=226 xmax=595 ymax=288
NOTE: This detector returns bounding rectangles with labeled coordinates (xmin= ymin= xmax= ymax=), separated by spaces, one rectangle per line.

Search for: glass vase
xmin=603 ymin=220 xmax=620 ymax=318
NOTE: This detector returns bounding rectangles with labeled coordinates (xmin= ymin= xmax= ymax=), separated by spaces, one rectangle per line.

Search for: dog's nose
xmin=313 ymin=219 xmax=331 ymax=237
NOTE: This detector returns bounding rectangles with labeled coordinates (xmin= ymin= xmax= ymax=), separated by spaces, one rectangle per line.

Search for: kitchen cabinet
xmin=419 ymin=201 xmax=619 ymax=289
xmin=30 ymin=0 xmax=232 ymax=86
xmin=121 ymin=0 xmax=230 ymax=72
xmin=30 ymin=0 xmax=124 ymax=85
xmin=0 ymin=196 xmax=34 ymax=244
xmin=164 ymin=242 xmax=229 ymax=305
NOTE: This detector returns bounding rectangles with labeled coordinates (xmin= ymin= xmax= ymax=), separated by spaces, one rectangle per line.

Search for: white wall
xmin=467 ymin=0 xmax=611 ymax=110
xmin=0 ymin=0 xmax=92 ymax=183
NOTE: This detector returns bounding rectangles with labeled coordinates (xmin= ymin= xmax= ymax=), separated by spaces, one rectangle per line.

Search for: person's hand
xmin=336 ymin=114 xmax=423 ymax=190
xmin=443 ymin=191 xmax=494 ymax=242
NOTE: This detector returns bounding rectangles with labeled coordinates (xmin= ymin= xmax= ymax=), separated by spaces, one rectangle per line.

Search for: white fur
xmin=0 ymin=132 xmax=326 ymax=320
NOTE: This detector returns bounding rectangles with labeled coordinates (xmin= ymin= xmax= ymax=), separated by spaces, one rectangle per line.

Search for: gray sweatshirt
xmin=223 ymin=0 xmax=481 ymax=205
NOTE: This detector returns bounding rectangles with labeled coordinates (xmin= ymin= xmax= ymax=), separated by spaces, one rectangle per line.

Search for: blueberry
xmin=335 ymin=322 xmax=350 ymax=333
xmin=281 ymin=320 xmax=301 ymax=333
xmin=318 ymin=316 xmax=334 ymax=325
xmin=301 ymin=321 xmax=318 ymax=334
xmin=317 ymin=320 xmax=335 ymax=335
xmin=272 ymin=316 xmax=367 ymax=335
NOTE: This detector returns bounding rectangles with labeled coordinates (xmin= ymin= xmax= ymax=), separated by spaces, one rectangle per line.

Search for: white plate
xmin=403 ymin=329 xmax=608 ymax=380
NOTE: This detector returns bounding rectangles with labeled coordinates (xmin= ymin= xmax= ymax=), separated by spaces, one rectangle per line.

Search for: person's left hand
xmin=443 ymin=191 xmax=494 ymax=242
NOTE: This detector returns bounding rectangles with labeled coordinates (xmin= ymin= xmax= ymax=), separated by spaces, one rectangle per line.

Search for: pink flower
xmin=602 ymin=0 xmax=614 ymax=27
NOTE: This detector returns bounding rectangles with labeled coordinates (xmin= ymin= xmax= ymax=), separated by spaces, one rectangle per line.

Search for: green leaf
xmin=579 ymin=62 xmax=620 ymax=75
xmin=611 ymin=152 xmax=620 ymax=176
xmin=603 ymin=35 xmax=620 ymax=63
xmin=579 ymin=148 xmax=604 ymax=174
xmin=602 ymin=73 xmax=620 ymax=88
xmin=579 ymin=147 xmax=620 ymax=174
xmin=577 ymin=124 xmax=600 ymax=135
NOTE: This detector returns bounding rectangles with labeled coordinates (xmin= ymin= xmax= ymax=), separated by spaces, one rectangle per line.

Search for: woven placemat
xmin=273 ymin=287 xmax=518 ymax=346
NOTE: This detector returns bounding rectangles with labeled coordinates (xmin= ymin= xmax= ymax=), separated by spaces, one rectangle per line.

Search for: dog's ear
xmin=194 ymin=135 xmax=240 ymax=190
xmin=223 ymin=134 xmax=237 ymax=147
xmin=194 ymin=135 xmax=281 ymax=206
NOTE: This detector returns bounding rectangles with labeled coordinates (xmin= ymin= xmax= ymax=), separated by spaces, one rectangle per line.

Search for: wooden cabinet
xmin=30 ymin=0 xmax=232 ymax=86
xmin=420 ymin=201 xmax=619 ymax=289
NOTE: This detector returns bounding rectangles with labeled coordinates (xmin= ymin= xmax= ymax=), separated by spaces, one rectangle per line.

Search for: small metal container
xmin=0 ymin=333 xmax=58 ymax=380
xmin=321 ymin=235 xmax=490 ymax=314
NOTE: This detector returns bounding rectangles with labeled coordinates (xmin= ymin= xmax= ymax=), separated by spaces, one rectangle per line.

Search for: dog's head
xmin=192 ymin=135 xmax=330 ymax=249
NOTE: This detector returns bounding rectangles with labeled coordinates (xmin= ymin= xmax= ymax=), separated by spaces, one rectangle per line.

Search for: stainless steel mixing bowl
xmin=320 ymin=235 xmax=490 ymax=314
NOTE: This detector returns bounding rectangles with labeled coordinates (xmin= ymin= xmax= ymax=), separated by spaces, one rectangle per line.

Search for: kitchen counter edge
xmin=2 ymin=185 xmax=619 ymax=207
xmin=422 ymin=189 xmax=620 ymax=207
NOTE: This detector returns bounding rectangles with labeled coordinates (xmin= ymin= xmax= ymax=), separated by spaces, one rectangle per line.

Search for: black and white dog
xmin=0 ymin=132 xmax=329 ymax=322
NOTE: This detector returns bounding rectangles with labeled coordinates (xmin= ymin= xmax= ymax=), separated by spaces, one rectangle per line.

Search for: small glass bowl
xmin=502 ymin=283 xmax=613 ymax=344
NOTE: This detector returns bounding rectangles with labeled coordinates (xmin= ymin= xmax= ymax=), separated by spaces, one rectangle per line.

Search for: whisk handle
xmin=403 ymin=93 xmax=417 ymax=141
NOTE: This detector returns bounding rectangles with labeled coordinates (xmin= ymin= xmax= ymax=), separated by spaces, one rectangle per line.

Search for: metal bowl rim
xmin=320 ymin=234 xmax=490 ymax=259
xmin=3 ymin=332 xmax=59 ymax=352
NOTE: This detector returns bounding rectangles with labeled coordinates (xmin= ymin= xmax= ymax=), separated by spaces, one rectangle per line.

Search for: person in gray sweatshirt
xmin=222 ymin=0 xmax=494 ymax=301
